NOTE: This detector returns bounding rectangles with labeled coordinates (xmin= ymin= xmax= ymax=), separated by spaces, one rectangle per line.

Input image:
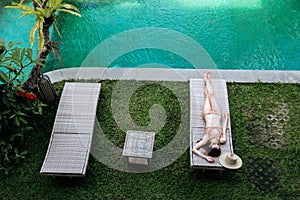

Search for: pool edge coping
xmin=45 ymin=68 xmax=300 ymax=83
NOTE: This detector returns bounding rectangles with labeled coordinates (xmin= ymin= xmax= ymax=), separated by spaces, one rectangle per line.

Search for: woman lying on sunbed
xmin=192 ymin=72 xmax=229 ymax=163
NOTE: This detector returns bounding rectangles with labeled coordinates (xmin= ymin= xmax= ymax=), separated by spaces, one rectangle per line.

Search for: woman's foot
xmin=203 ymin=72 xmax=211 ymax=81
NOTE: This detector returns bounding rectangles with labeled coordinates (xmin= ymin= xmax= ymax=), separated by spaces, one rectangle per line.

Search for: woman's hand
xmin=225 ymin=111 xmax=229 ymax=118
xmin=205 ymin=156 xmax=215 ymax=163
xmin=220 ymin=137 xmax=226 ymax=144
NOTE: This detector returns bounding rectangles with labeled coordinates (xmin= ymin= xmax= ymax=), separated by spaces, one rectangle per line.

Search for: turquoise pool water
xmin=1 ymin=0 xmax=300 ymax=71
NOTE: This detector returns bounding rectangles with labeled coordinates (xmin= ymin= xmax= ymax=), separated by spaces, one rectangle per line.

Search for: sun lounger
xmin=40 ymin=82 xmax=101 ymax=176
xmin=190 ymin=78 xmax=233 ymax=170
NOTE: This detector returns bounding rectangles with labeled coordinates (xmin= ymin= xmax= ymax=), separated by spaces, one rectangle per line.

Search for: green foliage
xmin=0 ymin=38 xmax=39 ymax=84
xmin=5 ymin=0 xmax=81 ymax=53
xmin=0 ymin=38 xmax=44 ymax=175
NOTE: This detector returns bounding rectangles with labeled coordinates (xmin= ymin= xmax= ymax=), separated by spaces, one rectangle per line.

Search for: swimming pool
xmin=1 ymin=0 xmax=300 ymax=71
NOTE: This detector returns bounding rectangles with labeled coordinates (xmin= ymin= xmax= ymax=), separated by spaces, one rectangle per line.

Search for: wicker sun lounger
xmin=190 ymin=78 xmax=233 ymax=170
xmin=40 ymin=82 xmax=101 ymax=176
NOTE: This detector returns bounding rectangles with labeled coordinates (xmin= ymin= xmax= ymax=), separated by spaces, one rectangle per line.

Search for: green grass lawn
xmin=0 ymin=80 xmax=299 ymax=199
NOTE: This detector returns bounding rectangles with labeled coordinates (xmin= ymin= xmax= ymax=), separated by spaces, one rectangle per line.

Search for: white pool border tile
xmin=46 ymin=67 xmax=300 ymax=83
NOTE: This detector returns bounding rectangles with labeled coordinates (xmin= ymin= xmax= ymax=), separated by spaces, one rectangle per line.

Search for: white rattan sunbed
xmin=190 ymin=78 xmax=233 ymax=170
xmin=40 ymin=82 xmax=101 ymax=176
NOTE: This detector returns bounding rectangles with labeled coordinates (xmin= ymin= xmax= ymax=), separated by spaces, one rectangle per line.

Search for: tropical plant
xmin=6 ymin=0 xmax=80 ymax=53
xmin=0 ymin=39 xmax=41 ymax=85
xmin=5 ymin=0 xmax=81 ymax=91
xmin=0 ymin=38 xmax=44 ymax=175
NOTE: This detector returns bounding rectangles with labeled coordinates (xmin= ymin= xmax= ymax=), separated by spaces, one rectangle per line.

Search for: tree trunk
xmin=21 ymin=0 xmax=53 ymax=91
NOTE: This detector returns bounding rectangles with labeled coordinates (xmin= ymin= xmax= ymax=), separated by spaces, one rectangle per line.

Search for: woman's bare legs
xmin=203 ymin=72 xmax=228 ymax=144
xmin=202 ymin=72 xmax=221 ymax=118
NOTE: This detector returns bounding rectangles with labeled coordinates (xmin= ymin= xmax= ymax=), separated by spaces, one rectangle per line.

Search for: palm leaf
xmin=56 ymin=9 xmax=81 ymax=17
xmin=47 ymin=0 xmax=55 ymax=7
xmin=37 ymin=21 xmax=44 ymax=53
xmin=61 ymin=3 xmax=80 ymax=12
xmin=6 ymin=4 xmax=35 ymax=13
xmin=34 ymin=0 xmax=43 ymax=7
xmin=44 ymin=8 xmax=55 ymax=18
xmin=56 ymin=0 xmax=63 ymax=6
xmin=30 ymin=19 xmax=40 ymax=46
xmin=53 ymin=23 xmax=62 ymax=38
xmin=36 ymin=7 xmax=46 ymax=18
xmin=20 ymin=11 xmax=34 ymax=18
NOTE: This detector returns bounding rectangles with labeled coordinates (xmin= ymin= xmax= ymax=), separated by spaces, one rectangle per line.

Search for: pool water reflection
xmin=1 ymin=0 xmax=299 ymax=71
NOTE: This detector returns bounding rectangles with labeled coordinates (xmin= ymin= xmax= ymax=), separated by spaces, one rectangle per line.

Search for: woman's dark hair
xmin=208 ymin=147 xmax=221 ymax=157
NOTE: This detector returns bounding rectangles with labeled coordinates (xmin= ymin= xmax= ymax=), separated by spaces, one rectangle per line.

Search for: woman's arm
xmin=220 ymin=111 xmax=229 ymax=144
xmin=192 ymin=135 xmax=215 ymax=162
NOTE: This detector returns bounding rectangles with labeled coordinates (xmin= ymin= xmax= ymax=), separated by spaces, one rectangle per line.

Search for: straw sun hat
xmin=219 ymin=153 xmax=242 ymax=169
